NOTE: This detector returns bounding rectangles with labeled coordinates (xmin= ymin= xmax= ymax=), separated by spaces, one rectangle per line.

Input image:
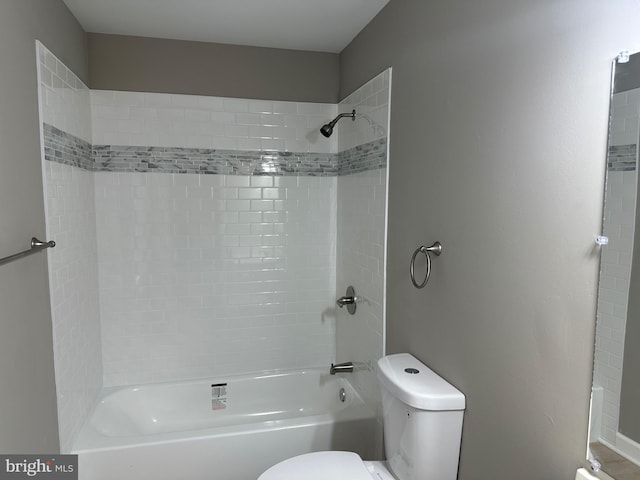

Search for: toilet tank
xmin=377 ymin=354 xmax=465 ymax=480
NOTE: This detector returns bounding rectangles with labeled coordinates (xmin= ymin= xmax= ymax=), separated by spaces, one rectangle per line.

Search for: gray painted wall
xmin=0 ymin=0 xmax=87 ymax=453
xmin=88 ymin=33 xmax=340 ymax=103
xmin=340 ymin=1 xmax=640 ymax=478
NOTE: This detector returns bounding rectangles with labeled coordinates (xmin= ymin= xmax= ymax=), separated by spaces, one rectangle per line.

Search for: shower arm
xmin=320 ymin=109 xmax=356 ymax=138
xmin=329 ymin=110 xmax=356 ymax=128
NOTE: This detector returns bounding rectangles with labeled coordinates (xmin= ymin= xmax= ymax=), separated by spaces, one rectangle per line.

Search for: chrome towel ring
xmin=410 ymin=242 xmax=442 ymax=288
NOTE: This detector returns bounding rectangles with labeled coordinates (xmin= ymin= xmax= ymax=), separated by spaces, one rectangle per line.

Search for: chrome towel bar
xmin=0 ymin=237 xmax=56 ymax=266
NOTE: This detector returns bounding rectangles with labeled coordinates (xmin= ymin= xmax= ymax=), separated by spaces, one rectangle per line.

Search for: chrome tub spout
xmin=330 ymin=362 xmax=354 ymax=375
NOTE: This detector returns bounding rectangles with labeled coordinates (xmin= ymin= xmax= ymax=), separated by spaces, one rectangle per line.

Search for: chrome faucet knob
xmin=336 ymin=296 xmax=355 ymax=307
xmin=336 ymin=286 xmax=356 ymax=315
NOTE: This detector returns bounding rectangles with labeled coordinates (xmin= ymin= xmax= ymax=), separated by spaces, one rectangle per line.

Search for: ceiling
xmin=63 ymin=0 xmax=390 ymax=53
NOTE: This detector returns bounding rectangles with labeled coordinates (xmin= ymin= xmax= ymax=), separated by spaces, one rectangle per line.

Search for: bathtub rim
xmin=72 ymin=367 xmax=376 ymax=454
xmin=98 ymin=365 xmax=344 ymax=397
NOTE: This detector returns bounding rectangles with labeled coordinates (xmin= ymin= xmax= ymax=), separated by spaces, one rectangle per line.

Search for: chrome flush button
xmin=404 ymin=368 xmax=419 ymax=374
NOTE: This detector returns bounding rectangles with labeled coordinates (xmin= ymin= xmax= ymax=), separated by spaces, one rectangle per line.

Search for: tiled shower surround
xmin=37 ymin=42 xmax=101 ymax=454
xmin=335 ymin=71 xmax=389 ymax=433
xmin=42 ymin=132 xmax=387 ymax=388
xmin=38 ymin=43 xmax=389 ymax=451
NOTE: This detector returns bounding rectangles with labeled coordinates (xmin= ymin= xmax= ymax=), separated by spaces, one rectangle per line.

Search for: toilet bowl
xmin=258 ymin=353 xmax=466 ymax=480
xmin=258 ymin=451 xmax=396 ymax=480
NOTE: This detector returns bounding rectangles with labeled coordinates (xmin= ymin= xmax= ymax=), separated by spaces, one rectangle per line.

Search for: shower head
xmin=320 ymin=109 xmax=356 ymax=138
xmin=319 ymin=123 xmax=335 ymax=138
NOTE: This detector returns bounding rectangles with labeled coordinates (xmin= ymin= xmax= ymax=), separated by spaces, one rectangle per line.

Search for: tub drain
xmin=339 ymin=388 xmax=346 ymax=402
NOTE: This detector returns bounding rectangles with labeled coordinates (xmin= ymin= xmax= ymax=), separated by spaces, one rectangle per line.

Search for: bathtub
xmin=72 ymin=368 xmax=378 ymax=480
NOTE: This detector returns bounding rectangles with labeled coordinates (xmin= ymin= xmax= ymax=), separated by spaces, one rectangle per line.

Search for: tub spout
xmin=330 ymin=362 xmax=354 ymax=375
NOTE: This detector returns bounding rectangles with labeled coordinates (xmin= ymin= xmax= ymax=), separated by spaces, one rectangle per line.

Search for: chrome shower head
xmin=320 ymin=123 xmax=334 ymax=138
xmin=320 ymin=109 xmax=356 ymax=138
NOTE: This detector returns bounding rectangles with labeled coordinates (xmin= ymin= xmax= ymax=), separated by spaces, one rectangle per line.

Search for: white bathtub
xmin=72 ymin=368 xmax=377 ymax=480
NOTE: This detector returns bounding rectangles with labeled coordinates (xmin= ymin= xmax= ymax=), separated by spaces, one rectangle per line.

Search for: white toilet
xmin=258 ymin=353 xmax=466 ymax=480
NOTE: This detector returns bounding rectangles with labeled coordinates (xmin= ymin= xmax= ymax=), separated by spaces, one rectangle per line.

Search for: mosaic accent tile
xmin=43 ymin=124 xmax=92 ymax=170
xmin=43 ymin=123 xmax=387 ymax=176
xmin=92 ymin=145 xmax=339 ymax=176
xmin=608 ymin=144 xmax=637 ymax=171
xmin=338 ymin=138 xmax=387 ymax=174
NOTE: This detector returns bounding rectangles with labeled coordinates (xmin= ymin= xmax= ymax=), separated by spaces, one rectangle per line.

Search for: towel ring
xmin=410 ymin=242 xmax=442 ymax=288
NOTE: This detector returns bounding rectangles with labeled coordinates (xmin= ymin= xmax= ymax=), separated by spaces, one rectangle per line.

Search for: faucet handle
xmin=336 ymin=296 xmax=355 ymax=307
xmin=336 ymin=286 xmax=356 ymax=315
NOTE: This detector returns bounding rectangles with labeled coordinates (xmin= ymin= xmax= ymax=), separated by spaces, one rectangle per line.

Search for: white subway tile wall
xmin=95 ymin=173 xmax=337 ymax=385
xmin=335 ymin=169 xmax=387 ymax=409
xmin=38 ymin=42 xmax=91 ymax=143
xmin=37 ymin=42 xmax=102 ymax=453
xmin=594 ymin=88 xmax=640 ymax=444
xmin=91 ymin=90 xmax=338 ymax=154
xmin=338 ymin=69 xmax=390 ymax=152
xmin=44 ymin=162 xmax=102 ymax=452
xmin=336 ymin=69 xmax=390 ymax=444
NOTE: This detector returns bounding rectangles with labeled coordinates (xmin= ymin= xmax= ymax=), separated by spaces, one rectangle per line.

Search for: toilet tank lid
xmin=377 ymin=353 xmax=465 ymax=411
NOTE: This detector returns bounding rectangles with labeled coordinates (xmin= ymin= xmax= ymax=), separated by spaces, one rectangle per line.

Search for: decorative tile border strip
xmin=43 ymin=124 xmax=92 ymax=170
xmin=338 ymin=138 xmax=387 ymax=174
xmin=92 ymin=145 xmax=338 ymax=176
xmin=43 ymin=123 xmax=387 ymax=176
xmin=608 ymin=144 xmax=637 ymax=172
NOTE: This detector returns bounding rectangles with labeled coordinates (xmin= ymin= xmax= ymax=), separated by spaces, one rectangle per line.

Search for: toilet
xmin=258 ymin=353 xmax=466 ymax=480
